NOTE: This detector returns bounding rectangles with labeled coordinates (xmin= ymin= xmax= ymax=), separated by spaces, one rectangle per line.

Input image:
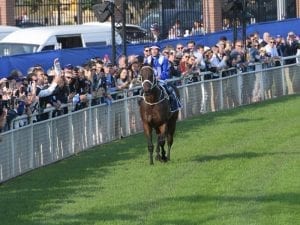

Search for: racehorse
xmin=139 ymin=65 xmax=179 ymax=165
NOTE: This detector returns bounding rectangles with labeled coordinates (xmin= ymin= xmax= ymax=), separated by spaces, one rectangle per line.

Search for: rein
xmin=141 ymin=69 xmax=169 ymax=106
xmin=142 ymin=85 xmax=168 ymax=105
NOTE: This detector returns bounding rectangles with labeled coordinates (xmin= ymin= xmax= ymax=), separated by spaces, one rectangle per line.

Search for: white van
xmin=0 ymin=23 xmax=122 ymax=56
xmin=0 ymin=25 xmax=20 ymax=40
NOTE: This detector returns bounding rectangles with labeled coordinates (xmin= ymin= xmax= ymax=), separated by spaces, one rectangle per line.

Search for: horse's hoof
xmin=161 ymin=156 xmax=168 ymax=162
xmin=155 ymin=155 xmax=162 ymax=161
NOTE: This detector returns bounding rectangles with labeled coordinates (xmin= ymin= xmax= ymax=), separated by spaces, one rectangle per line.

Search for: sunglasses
xmin=144 ymin=49 xmax=149 ymax=52
xmin=270 ymin=41 xmax=275 ymax=43
xmin=236 ymin=45 xmax=243 ymax=47
xmin=177 ymin=47 xmax=183 ymax=49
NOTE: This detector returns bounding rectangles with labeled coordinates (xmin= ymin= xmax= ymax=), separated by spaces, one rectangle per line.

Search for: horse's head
xmin=140 ymin=66 xmax=157 ymax=95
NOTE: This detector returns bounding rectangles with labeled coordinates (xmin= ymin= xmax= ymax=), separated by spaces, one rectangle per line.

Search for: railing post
xmin=29 ymin=122 xmax=34 ymax=169
xmin=107 ymin=105 xmax=111 ymax=141
xmin=219 ymin=77 xmax=224 ymax=110
xmin=259 ymin=66 xmax=265 ymax=101
xmin=237 ymin=72 xmax=243 ymax=106
xmin=124 ymin=90 xmax=130 ymax=136
xmin=10 ymin=130 xmax=15 ymax=177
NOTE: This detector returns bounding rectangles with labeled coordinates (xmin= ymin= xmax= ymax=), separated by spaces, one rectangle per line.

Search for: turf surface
xmin=0 ymin=95 xmax=299 ymax=225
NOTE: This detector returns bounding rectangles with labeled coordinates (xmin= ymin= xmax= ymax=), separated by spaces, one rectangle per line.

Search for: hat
xmin=276 ymin=34 xmax=282 ymax=38
xmin=150 ymin=23 xmax=159 ymax=31
xmin=150 ymin=44 xmax=160 ymax=50
xmin=288 ymin=31 xmax=295 ymax=36
xmin=204 ymin=46 xmax=211 ymax=52
xmin=64 ymin=64 xmax=74 ymax=70
xmin=7 ymin=69 xmax=24 ymax=81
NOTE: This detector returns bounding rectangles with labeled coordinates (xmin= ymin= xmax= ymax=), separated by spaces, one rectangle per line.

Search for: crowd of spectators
xmin=0 ymin=29 xmax=299 ymax=133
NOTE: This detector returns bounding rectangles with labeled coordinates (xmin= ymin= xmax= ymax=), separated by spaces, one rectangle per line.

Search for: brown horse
xmin=139 ymin=66 xmax=179 ymax=165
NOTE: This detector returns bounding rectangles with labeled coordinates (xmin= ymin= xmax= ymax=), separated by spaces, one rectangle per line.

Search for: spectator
xmin=116 ymin=68 xmax=130 ymax=99
xmin=30 ymin=66 xmax=61 ymax=121
xmin=283 ymin=31 xmax=298 ymax=64
xmin=179 ymin=51 xmax=191 ymax=76
xmin=143 ymin=46 xmax=151 ymax=64
xmin=275 ymin=35 xmax=286 ymax=56
xmin=260 ymin=32 xmax=271 ymax=47
xmin=253 ymin=31 xmax=263 ymax=44
xmin=128 ymin=60 xmax=141 ymax=96
xmin=0 ymin=97 xmax=7 ymax=135
xmin=191 ymin=20 xmax=205 ymax=36
xmin=259 ymin=47 xmax=271 ymax=67
xmin=283 ymin=31 xmax=299 ymax=94
xmin=210 ymin=45 xmax=228 ymax=74
xmin=249 ymin=40 xmax=261 ymax=64
xmin=265 ymin=37 xmax=281 ymax=66
xmin=102 ymin=62 xmax=117 ymax=104
xmin=230 ymin=40 xmax=247 ymax=72
xmin=194 ymin=44 xmax=207 ymax=72
xmin=175 ymin=43 xmax=185 ymax=58
xmin=16 ymin=10 xmax=29 ymax=26
xmin=150 ymin=23 xmax=162 ymax=43
xmin=118 ymin=55 xmax=127 ymax=69
xmin=186 ymin=40 xmax=197 ymax=54
xmin=173 ymin=20 xmax=183 ymax=37
xmin=167 ymin=49 xmax=181 ymax=79
xmin=185 ymin=54 xmax=200 ymax=82
xmin=51 ymin=70 xmax=69 ymax=115
xmin=74 ymin=66 xmax=92 ymax=110
xmin=168 ymin=27 xmax=177 ymax=40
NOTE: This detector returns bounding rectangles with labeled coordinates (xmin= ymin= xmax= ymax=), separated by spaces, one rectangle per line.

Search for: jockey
xmin=145 ymin=44 xmax=169 ymax=80
xmin=145 ymin=44 xmax=182 ymax=112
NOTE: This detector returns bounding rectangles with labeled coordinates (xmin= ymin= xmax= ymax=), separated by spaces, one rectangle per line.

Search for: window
xmin=56 ymin=35 xmax=83 ymax=49
xmin=41 ymin=45 xmax=55 ymax=51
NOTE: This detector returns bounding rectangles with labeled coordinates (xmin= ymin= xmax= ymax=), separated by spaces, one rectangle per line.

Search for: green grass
xmin=0 ymin=95 xmax=299 ymax=225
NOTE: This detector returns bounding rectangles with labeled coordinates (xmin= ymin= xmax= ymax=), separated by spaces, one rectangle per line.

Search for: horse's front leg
xmin=157 ymin=124 xmax=167 ymax=162
xmin=144 ymin=124 xmax=154 ymax=165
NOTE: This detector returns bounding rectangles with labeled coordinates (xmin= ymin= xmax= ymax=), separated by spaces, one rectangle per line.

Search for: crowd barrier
xmin=0 ymin=60 xmax=300 ymax=183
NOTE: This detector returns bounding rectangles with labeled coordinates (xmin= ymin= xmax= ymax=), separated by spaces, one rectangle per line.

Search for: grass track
xmin=0 ymin=95 xmax=299 ymax=225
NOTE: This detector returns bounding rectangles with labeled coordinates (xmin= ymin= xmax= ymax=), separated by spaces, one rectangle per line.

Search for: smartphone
xmin=54 ymin=58 xmax=62 ymax=76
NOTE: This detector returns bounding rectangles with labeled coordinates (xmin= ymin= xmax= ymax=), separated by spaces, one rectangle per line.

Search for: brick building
xmin=0 ymin=0 xmax=300 ymax=32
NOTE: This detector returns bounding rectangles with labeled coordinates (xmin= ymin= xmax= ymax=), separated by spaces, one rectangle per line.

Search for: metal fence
xmin=1 ymin=59 xmax=300 ymax=183
xmin=15 ymin=0 xmax=202 ymax=27
xmin=15 ymin=0 xmax=296 ymax=30
xmin=222 ymin=0 xmax=297 ymax=28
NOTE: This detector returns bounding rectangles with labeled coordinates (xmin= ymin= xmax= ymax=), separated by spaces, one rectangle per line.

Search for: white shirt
xmin=265 ymin=44 xmax=279 ymax=57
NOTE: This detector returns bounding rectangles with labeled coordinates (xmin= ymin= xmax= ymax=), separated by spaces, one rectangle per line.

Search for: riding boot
xmin=165 ymin=84 xmax=181 ymax=112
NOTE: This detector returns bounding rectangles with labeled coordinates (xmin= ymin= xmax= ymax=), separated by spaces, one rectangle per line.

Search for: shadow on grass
xmin=193 ymin=151 xmax=300 ymax=163
xmin=0 ymin=133 xmax=146 ymax=225
xmin=31 ymin=192 xmax=299 ymax=225
xmin=178 ymin=94 xmax=299 ymax=132
xmin=174 ymin=192 xmax=300 ymax=205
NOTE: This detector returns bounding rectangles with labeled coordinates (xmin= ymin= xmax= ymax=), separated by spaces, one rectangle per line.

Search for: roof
xmin=0 ymin=25 xmax=20 ymax=32
xmin=0 ymin=23 xmax=114 ymax=45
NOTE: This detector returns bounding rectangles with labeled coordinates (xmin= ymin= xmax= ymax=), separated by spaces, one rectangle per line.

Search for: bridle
xmin=141 ymin=68 xmax=158 ymax=91
xmin=140 ymin=67 xmax=168 ymax=106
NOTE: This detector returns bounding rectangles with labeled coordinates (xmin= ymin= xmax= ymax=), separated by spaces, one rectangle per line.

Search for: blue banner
xmin=1 ymin=18 xmax=299 ymax=78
